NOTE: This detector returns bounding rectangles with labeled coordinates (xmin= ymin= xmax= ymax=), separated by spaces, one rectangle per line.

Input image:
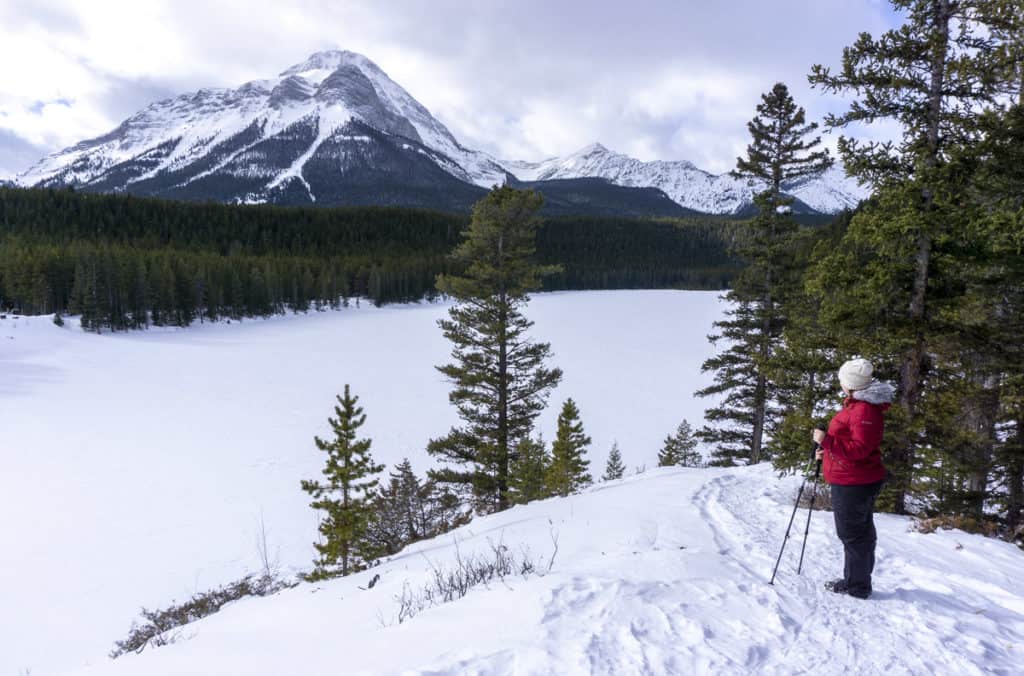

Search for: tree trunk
xmin=496 ymin=233 xmax=510 ymax=512
xmin=1008 ymin=415 xmax=1024 ymax=533
xmin=892 ymin=0 xmax=951 ymax=514
xmin=497 ymin=299 xmax=509 ymax=511
xmin=752 ymin=152 xmax=784 ymax=465
xmin=751 ymin=375 xmax=766 ymax=464
xmin=962 ymin=371 xmax=1000 ymax=520
xmin=342 ymin=465 xmax=350 ymax=576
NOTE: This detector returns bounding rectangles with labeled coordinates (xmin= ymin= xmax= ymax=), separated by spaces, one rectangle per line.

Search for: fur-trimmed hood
xmin=852 ymin=380 xmax=895 ymax=405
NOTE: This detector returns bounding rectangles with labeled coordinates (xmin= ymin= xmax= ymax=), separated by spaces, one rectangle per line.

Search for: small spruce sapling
xmin=658 ymin=419 xmax=702 ymax=467
xmin=547 ymin=398 xmax=593 ymax=496
xmin=602 ymin=441 xmax=626 ymax=481
xmin=509 ymin=435 xmax=551 ymax=504
xmin=301 ymin=385 xmax=384 ymax=578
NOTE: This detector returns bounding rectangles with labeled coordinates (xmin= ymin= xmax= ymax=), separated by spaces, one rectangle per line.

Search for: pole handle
xmin=810 ymin=424 xmax=826 ymax=477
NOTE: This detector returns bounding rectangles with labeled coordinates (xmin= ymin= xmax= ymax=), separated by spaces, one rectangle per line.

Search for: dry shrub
xmin=913 ymin=514 xmax=1001 ymax=537
xmin=797 ymin=483 xmax=832 ymax=511
xmin=111 ymin=573 xmax=296 ymax=658
xmin=390 ymin=537 xmax=548 ymax=626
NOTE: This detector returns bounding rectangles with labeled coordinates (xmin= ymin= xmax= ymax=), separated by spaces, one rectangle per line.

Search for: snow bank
xmin=65 ymin=465 xmax=1024 ymax=675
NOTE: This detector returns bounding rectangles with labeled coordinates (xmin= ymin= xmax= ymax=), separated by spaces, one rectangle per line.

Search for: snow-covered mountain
xmin=14 ymin=51 xmax=506 ymax=210
xmin=504 ymin=143 xmax=869 ymax=215
xmin=14 ymin=50 xmax=868 ymax=215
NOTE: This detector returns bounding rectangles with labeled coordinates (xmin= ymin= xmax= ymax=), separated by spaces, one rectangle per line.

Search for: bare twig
xmin=394 ymin=538 xmax=541 ymax=625
xmin=254 ymin=510 xmax=280 ymax=581
xmin=547 ymin=527 xmax=560 ymax=573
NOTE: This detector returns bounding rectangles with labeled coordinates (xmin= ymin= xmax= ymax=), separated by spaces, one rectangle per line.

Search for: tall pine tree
xmin=807 ymin=0 xmax=1017 ymax=513
xmin=697 ymin=82 xmax=831 ymax=465
xmin=301 ymin=385 xmax=385 ymax=578
xmin=965 ymin=17 xmax=1024 ymax=529
xmin=428 ymin=187 xmax=563 ymax=513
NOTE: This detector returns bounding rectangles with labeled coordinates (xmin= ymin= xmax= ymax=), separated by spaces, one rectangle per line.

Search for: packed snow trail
xmin=65 ymin=465 xmax=1024 ymax=676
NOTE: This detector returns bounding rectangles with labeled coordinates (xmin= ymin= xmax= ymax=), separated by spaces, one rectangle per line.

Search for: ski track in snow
xmin=689 ymin=474 xmax=1023 ymax=675
xmin=409 ymin=472 xmax=1024 ymax=676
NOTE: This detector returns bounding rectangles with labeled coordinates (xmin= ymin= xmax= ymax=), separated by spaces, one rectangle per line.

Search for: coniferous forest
xmin=696 ymin=0 xmax=1024 ymax=540
xmin=0 ymin=186 xmax=737 ymax=330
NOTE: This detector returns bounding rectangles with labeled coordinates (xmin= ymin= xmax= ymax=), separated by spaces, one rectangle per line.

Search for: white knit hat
xmin=838 ymin=358 xmax=873 ymax=391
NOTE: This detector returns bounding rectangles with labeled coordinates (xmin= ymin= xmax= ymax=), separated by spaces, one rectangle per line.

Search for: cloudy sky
xmin=0 ymin=0 xmax=898 ymax=179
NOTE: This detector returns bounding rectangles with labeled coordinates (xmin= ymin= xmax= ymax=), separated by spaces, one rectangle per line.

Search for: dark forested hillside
xmin=0 ymin=187 xmax=737 ymax=330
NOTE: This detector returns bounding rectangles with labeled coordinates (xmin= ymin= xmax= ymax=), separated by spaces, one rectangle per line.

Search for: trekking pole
xmin=768 ymin=436 xmax=822 ymax=585
xmin=796 ymin=454 xmax=823 ymax=575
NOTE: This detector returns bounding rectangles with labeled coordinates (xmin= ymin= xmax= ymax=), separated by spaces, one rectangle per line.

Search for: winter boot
xmin=824 ymin=579 xmax=848 ymax=594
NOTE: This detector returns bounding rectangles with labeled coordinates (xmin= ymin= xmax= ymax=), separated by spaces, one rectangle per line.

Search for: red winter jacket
xmin=821 ymin=397 xmax=889 ymax=486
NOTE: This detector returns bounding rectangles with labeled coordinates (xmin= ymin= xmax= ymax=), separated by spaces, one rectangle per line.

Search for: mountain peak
xmin=279 ymin=50 xmax=377 ymax=79
xmin=578 ymin=142 xmax=609 ymax=156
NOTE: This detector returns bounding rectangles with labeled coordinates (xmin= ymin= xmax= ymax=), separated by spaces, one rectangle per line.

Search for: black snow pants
xmin=831 ymin=479 xmax=884 ymax=598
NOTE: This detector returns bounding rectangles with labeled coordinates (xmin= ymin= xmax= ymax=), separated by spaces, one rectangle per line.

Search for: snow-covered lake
xmin=1 ymin=289 xmax=725 ymax=675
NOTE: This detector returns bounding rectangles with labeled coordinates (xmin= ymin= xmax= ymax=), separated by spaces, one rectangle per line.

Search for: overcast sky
xmin=0 ymin=0 xmax=899 ymax=179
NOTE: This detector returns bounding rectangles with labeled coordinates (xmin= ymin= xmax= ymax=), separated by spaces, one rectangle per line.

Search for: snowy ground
xmin=64 ymin=466 xmax=1024 ymax=675
xmin=4 ymin=290 xmax=1022 ymax=675
xmin=1 ymin=290 xmax=724 ymax=676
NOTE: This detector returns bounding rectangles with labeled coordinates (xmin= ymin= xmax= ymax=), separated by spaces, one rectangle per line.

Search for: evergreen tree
xmin=428 ymin=485 xmax=472 ymax=535
xmin=767 ymin=211 xmax=853 ymax=472
xmin=602 ymin=441 xmax=626 ymax=481
xmin=658 ymin=420 xmax=702 ymax=467
xmin=365 ymin=458 xmax=439 ymax=556
xmin=696 ymin=82 xmax=830 ymax=465
xmin=965 ymin=35 xmax=1024 ymax=527
xmin=427 ymin=187 xmax=563 ymax=513
xmin=546 ymin=399 xmax=593 ymax=496
xmin=391 ymin=458 xmax=432 ymax=542
xmin=365 ymin=477 xmax=406 ymax=558
xmin=301 ymin=385 xmax=385 ymax=578
xmin=807 ymin=0 xmax=1017 ymax=513
xmin=509 ymin=435 xmax=551 ymax=504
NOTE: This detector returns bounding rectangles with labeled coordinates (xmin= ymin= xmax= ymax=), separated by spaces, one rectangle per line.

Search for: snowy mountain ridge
xmin=14 ymin=50 xmax=868 ymax=215
xmin=504 ymin=142 xmax=869 ymax=215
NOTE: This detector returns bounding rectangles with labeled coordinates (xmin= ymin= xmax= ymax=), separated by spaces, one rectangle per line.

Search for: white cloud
xmin=0 ymin=0 xmax=895 ymax=178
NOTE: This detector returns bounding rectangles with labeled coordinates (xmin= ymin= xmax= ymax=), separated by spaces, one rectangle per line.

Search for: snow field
xmin=3 ymin=289 xmax=1020 ymax=675
xmin=0 ymin=290 xmax=722 ymax=675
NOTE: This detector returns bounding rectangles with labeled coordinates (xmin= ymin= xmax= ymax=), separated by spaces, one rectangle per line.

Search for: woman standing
xmin=813 ymin=358 xmax=893 ymax=599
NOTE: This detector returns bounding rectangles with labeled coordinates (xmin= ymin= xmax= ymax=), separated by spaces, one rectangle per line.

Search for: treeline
xmin=0 ymin=187 xmax=737 ymax=330
xmin=0 ymin=240 xmax=442 ymax=331
xmin=536 ymin=216 xmax=736 ymax=291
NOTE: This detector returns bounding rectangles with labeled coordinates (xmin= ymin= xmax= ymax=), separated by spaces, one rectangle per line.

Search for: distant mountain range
xmin=13 ymin=50 xmax=869 ymax=217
